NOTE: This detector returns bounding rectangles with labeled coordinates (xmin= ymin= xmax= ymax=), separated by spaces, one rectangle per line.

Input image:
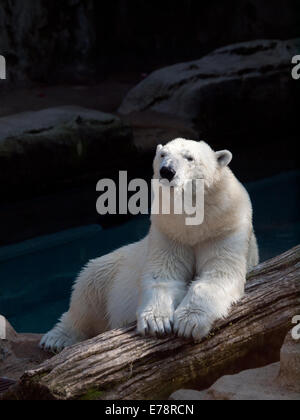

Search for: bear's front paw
xmin=173 ymin=305 xmax=212 ymax=342
xmin=137 ymin=308 xmax=174 ymax=338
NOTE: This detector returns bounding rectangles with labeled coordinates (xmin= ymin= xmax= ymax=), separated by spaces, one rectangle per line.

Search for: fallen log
xmin=3 ymin=245 xmax=300 ymax=400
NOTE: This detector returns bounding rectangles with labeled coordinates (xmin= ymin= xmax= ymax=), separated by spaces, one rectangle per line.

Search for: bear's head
xmin=153 ymin=138 xmax=232 ymax=190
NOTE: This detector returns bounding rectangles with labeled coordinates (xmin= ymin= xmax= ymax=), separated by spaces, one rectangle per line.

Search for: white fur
xmin=41 ymin=138 xmax=259 ymax=352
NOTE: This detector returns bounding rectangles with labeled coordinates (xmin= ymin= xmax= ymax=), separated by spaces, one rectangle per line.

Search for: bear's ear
xmin=216 ymin=150 xmax=232 ymax=167
xmin=156 ymin=144 xmax=163 ymax=154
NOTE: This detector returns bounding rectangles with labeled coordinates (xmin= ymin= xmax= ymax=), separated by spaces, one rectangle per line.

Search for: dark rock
xmin=119 ymin=38 xmax=300 ymax=140
xmin=0 ymin=106 xmax=134 ymax=203
xmin=0 ymin=1 xmax=299 ymax=86
xmin=121 ymin=110 xmax=198 ymax=153
xmin=0 ymin=378 xmax=16 ymax=394
xmin=0 ymin=0 xmax=95 ymax=87
xmin=119 ymin=38 xmax=300 ymax=180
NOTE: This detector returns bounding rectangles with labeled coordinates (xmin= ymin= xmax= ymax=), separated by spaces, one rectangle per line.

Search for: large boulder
xmin=277 ymin=329 xmax=300 ymax=392
xmin=170 ymin=330 xmax=300 ymax=400
xmin=122 ymin=110 xmax=198 ymax=153
xmin=0 ymin=106 xmax=133 ymax=202
xmin=119 ymin=38 xmax=300 ymax=143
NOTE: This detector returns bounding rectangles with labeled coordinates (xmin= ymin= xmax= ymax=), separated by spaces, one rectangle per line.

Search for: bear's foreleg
xmin=137 ymin=226 xmax=194 ymax=337
xmin=174 ymin=228 xmax=249 ymax=341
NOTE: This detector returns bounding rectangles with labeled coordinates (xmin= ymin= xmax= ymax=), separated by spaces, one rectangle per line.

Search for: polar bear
xmin=40 ymin=138 xmax=259 ymax=352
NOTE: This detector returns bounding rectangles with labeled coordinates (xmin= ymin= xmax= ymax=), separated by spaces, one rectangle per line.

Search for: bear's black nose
xmin=160 ymin=166 xmax=176 ymax=182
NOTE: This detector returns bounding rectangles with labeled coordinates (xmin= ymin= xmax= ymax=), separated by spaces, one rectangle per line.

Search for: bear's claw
xmin=40 ymin=329 xmax=77 ymax=353
xmin=173 ymin=306 xmax=212 ymax=342
xmin=137 ymin=311 xmax=174 ymax=337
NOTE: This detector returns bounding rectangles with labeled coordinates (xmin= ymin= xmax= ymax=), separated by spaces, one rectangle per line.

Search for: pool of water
xmin=0 ymin=171 xmax=299 ymax=333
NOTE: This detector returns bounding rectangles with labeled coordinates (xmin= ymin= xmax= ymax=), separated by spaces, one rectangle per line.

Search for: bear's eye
xmin=185 ymin=156 xmax=194 ymax=162
xmin=161 ymin=153 xmax=166 ymax=159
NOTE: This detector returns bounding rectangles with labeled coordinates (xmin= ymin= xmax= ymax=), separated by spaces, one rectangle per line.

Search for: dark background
xmin=1 ymin=0 xmax=300 ymax=83
xmin=0 ymin=0 xmax=299 ymax=244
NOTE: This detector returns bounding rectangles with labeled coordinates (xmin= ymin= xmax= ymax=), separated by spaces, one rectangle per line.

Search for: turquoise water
xmin=0 ymin=218 xmax=150 ymax=333
xmin=0 ymin=171 xmax=299 ymax=333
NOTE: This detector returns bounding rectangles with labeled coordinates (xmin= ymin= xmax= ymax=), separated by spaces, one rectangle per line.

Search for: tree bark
xmin=3 ymin=245 xmax=300 ymax=400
